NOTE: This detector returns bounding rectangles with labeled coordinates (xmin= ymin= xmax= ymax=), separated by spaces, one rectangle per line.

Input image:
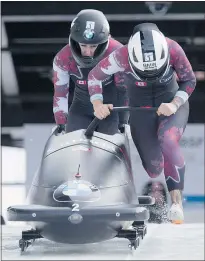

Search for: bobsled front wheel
xmin=128 ymin=237 xmax=140 ymax=250
xmin=137 ymin=225 xmax=147 ymax=239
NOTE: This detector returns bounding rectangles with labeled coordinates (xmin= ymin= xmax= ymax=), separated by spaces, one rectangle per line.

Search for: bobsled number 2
xmin=72 ymin=203 xmax=80 ymax=211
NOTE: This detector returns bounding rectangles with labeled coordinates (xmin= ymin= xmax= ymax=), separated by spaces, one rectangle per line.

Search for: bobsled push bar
xmin=7 ymin=203 xmax=150 ymax=223
xmin=85 ymin=106 xmax=157 ymax=138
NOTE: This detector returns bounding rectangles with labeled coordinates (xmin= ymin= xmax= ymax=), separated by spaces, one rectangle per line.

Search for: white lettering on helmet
xmin=143 ymin=62 xmax=157 ymax=70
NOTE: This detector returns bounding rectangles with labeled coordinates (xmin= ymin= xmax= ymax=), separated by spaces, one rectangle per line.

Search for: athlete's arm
xmin=53 ymin=56 xmax=70 ymax=125
xmin=88 ymin=47 xmax=126 ymax=107
xmin=170 ymin=40 xmax=196 ymax=108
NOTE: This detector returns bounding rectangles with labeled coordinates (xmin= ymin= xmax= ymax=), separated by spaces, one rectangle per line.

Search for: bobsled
xmin=7 ymin=107 xmax=155 ymax=252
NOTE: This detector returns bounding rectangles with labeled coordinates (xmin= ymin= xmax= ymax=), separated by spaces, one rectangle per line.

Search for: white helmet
xmin=128 ymin=23 xmax=169 ymax=80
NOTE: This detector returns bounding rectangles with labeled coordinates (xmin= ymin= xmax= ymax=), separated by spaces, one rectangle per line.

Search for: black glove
xmin=118 ymin=123 xmax=125 ymax=134
xmin=57 ymin=124 xmax=66 ymax=134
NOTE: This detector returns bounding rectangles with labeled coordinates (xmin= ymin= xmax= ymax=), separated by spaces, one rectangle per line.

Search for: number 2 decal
xmin=72 ymin=203 xmax=80 ymax=211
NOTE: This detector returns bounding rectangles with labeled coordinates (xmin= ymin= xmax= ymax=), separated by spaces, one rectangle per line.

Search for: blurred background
xmin=1 ymin=1 xmax=205 ymax=223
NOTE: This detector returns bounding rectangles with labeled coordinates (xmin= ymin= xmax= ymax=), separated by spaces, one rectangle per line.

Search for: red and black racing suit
xmin=88 ymin=38 xmax=196 ymax=192
xmin=53 ymin=38 xmax=128 ymax=135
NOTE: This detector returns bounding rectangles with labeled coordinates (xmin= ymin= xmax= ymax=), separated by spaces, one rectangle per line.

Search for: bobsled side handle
xmin=84 ymin=117 xmax=101 ymax=138
xmin=112 ymin=106 xmax=158 ymax=112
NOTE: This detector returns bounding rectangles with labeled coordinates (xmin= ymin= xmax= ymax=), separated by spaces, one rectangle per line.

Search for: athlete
xmin=53 ymin=9 xmax=128 ymax=135
xmin=88 ymin=23 xmax=196 ymax=223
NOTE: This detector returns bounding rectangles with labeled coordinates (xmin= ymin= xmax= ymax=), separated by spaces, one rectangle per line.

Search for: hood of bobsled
xmin=31 ymin=129 xmax=133 ymax=205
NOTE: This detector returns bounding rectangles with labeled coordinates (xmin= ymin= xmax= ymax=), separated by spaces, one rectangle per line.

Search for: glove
xmin=57 ymin=124 xmax=66 ymax=134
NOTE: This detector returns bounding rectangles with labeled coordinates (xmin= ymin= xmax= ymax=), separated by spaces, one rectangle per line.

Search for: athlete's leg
xmin=157 ymin=102 xmax=189 ymax=191
xmin=157 ymin=101 xmax=189 ymax=223
xmin=66 ymin=112 xmax=92 ymax=133
xmin=129 ymin=110 xmax=167 ymax=223
xmin=129 ymin=110 xmax=164 ymax=178
xmin=66 ymin=102 xmax=93 ymax=133
xmin=97 ymin=112 xmax=119 ymax=135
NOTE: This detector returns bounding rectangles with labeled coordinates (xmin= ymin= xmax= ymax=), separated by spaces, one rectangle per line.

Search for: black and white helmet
xmin=69 ymin=9 xmax=110 ymax=68
xmin=128 ymin=23 xmax=169 ymax=80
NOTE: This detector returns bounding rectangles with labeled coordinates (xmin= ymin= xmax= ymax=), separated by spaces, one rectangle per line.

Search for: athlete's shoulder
xmin=107 ymin=38 xmax=128 ymax=59
xmin=53 ymin=44 xmax=73 ymax=68
xmin=55 ymin=44 xmax=72 ymax=60
xmin=109 ymin=37 xmax=123 ymax=49
xmin=166 ymin=37 xmax=186 ymax=65
xmin=104 ymin=37 xmax=123 ymax=55
xmin=166 ymin=37 xmax=183 ymax=53
xmin=112 ymin=44 xmax=129 ymax=67
xmin=53 ymin=44 xmax=78 ymax=72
